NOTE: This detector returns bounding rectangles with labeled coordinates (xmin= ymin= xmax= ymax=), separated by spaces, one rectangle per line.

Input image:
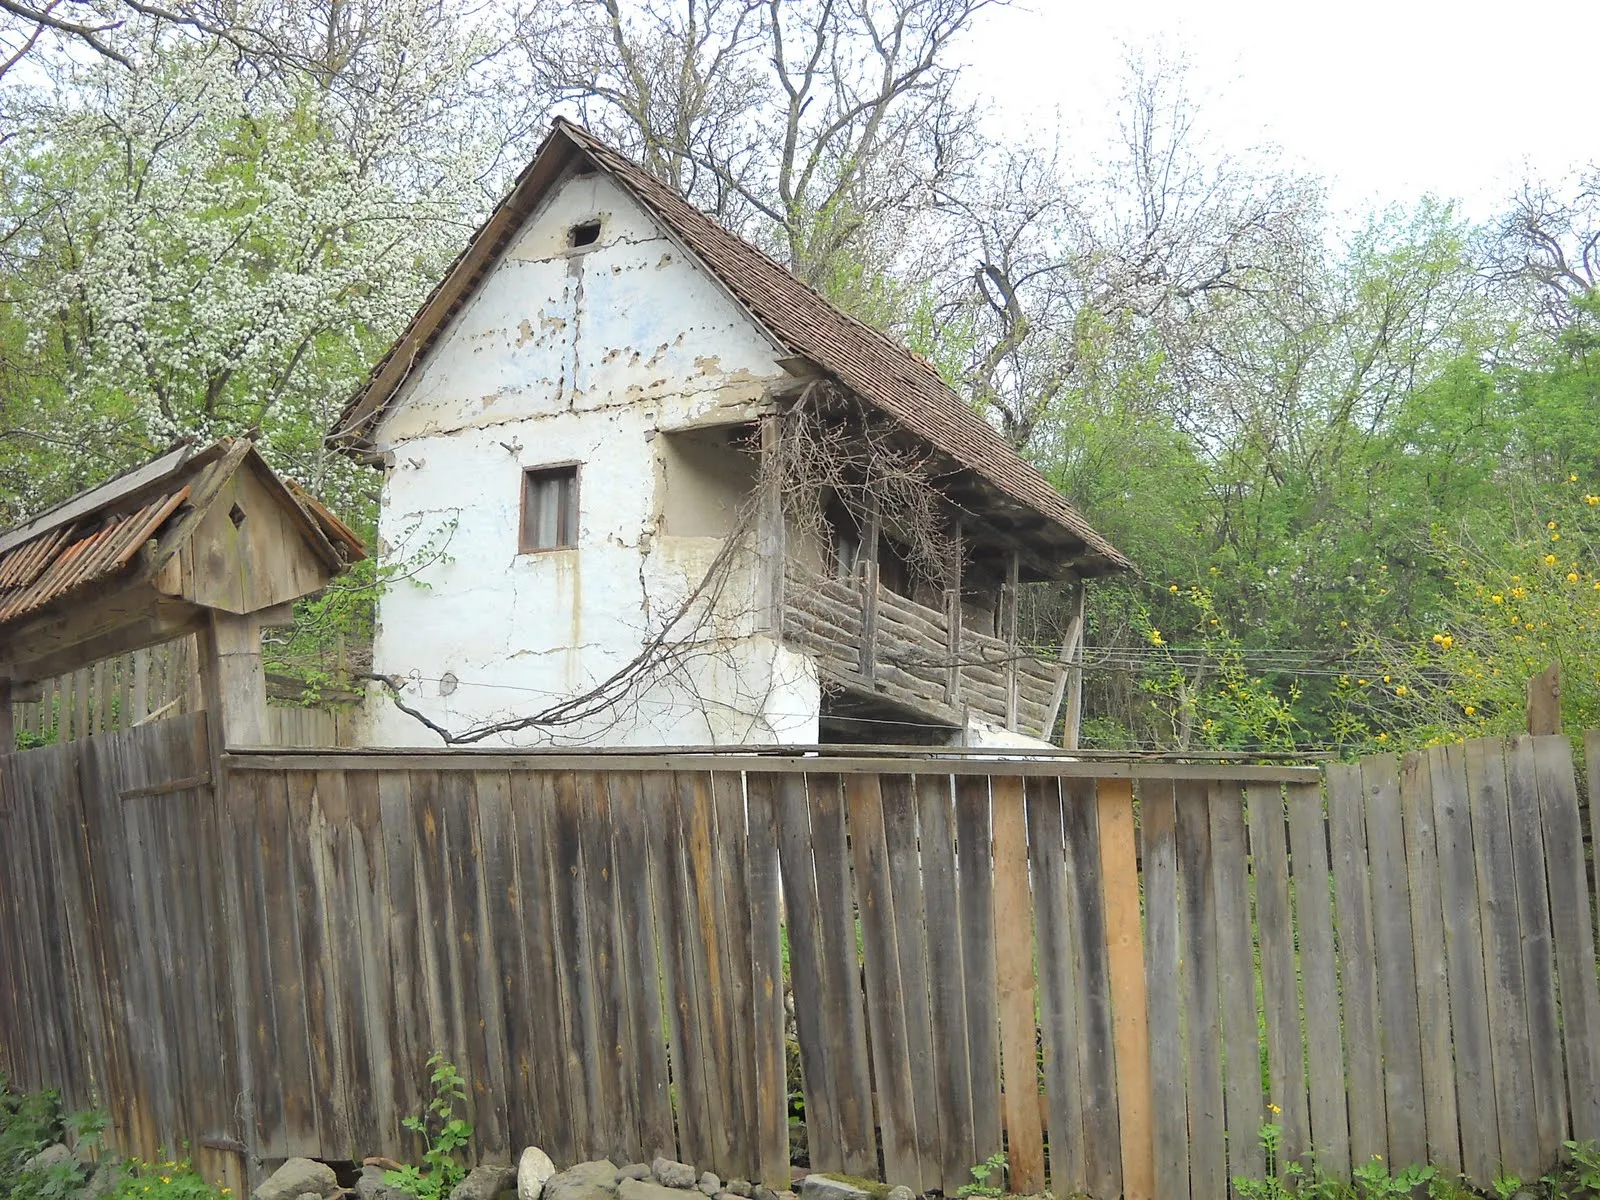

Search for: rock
xmin=619 ymin=1181 xmax=694 ymax=1200
xmin=295 ymin=1192 xmax=326 ymax=1200
xmin=753 ymin=1187 xmax=779 ymax=1200
xmin=453 ymin=1166 xmax=520 ymax=1200
xmin=543 ymin=1160 xmax=620 ymax=1200
xmin=614 ymin=1166 xmax=652 ymax=1185
xmin=518 ymin=1148 xmax=558 ymax=1200
xmin=365 ymin=1159 xmax=405 ymax=1174
xmin=885 ymin=1187 xmax=915 ymax=1200
xmin=798 ymin=1178 xmax=872 ymax=1200
xmin=724 ymin=1183 xmax=751 ymax=1199
xmin=254 ymin=1158 xmax=341 ymax=1200
xmin=650 ymin=1160 xmax=697 ymax=1191
xmin=22 ymin=1145 xmax=75 ymax=1175
xmin=84 ymin=1162 xmax=120 ymax=1200
xmin=697 ymin=1175 xmax=721 ymax=1197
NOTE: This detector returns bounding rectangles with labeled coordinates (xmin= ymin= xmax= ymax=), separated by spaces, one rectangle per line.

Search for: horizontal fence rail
xmin=1 ymin=729 xmax=1598 ymax=1198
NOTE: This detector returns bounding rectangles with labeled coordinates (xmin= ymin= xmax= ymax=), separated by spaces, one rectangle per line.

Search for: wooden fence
xmin=1 ymin=729 xmax=1598 ymax=1198
xmin=8 ymin=636 xmax=357 ymax=748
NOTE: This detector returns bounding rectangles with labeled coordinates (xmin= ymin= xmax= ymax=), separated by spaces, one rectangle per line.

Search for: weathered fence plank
xmin=1360 ymin=753 xmax=1427 ymax=1166
xmin=1141 ymin=780 xmax=1189 ymax=1200
xmin=1396 ymin=751 xmax=1460 ymax=1174
xmin=1209 ymin=782 xmax=1262 ymax=1193
xmin=1098 ymin=778 xmax=1153 ymax=1200
xmin=954 ymin=776 xmax=1004 ymax=1171
xmin=1549 ymin=734 xmax=1600 ymax=1144
xmin=990 ymin=775 xmax=1045 ymax=1195
xmin=1176 ymin=781 xmax=1226 ymax=1200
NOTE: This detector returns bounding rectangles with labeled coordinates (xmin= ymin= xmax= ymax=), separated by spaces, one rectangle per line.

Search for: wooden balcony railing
xmin=781 ymin=561 xmax=1061 ymax=736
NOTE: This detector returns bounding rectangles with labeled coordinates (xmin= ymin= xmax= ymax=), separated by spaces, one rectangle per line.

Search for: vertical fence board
xmin=1430 ymin=743 xmax=1499 ymax=1183
xmin=1396 ymin=752 xmax=1460 ymax=1174
xmin=954 ymin=777 xmax=1004 ymax=1170
xmin=681 ymin=772 xmax=736 ymax=1176
xmin=651 ymin=772 xmax=708 ymax=1166
xmin=848 ymin=772 xmax=925 ymax=1190
xmin=1245 ymin=782 xmax=1308 ymax=1164
xmin=990 ymin=775 xmax=1045 ymax=1195
xmin=915 ymin=774 xmax=977 ymax=1195
xmin=1504 ymin=738 xmax=1564 ymax=1168
xmin=1175 ymin=782 xmax=1225 ymax=1200
xmin=741 ymin=773 xmax=791 ymax=1187
xmin=711 ymin=771 xmax=759 ymax=1181
xmin=549 ymin=771 xmax=601 ymax=1162
xmin=1464 ymin=738 xmax=1538 ymax=1181
xmin=607 ymin=772 xmax=675 ymax=1162
xmin=1547 ymin=735 xmax=1600 ymax=1143
xmin=1286 ymin=779 xmax=1350 ymax=1177
xmin=1064 ymin=778 xmax=1120 ymax=1198
xmin=1326 ymin=762 xmax=1386 ymax=1168
xmin=1208 ymin=782 xmax=1262 ymax=1192
xmin=1097 ymin=779 xmax=1153 ymax=1200
xmin=1027 ymin=775 xmax=1085 ymax=1194
xmin=573 ymin=771 xmax=631 ymax=1164
xmin=1141 ymin=781 xmax=1189 ymax=1200
xmin=507 ymin=771 xmax=577 ymax=1167
xmin=1360 ymin=753 xmax=1427 ymax=1166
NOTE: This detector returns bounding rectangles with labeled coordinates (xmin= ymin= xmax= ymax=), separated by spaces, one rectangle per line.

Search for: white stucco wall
xmin=360 ymin=167 xmax=819 ymax=747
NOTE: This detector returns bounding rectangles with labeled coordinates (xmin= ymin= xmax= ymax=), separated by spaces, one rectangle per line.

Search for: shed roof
xmin=331 ymin=119 xmax=1130 ymax=576
xmin=0 ymin=439 xmax=363 ymax=633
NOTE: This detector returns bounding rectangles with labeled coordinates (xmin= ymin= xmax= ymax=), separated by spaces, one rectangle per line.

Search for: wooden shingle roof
xmin=332 ymin=119 xmax=1131 ymax=576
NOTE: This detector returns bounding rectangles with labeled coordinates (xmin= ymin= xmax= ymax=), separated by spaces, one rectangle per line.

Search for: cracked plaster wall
xmin=360 ymin=168 xmax=819 ymax=747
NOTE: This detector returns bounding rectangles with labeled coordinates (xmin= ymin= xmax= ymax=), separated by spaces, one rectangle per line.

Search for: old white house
xmin=332 ymin=120 xmax=1131 ymax=748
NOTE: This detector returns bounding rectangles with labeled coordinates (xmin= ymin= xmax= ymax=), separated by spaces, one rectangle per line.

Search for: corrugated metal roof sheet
xmin=334 ymin=120 xmax=1132 ymax=575
xmin=0 ymin=488 xmax=190 ymax=625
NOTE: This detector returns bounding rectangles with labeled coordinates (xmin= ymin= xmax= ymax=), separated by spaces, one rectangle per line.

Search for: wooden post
xmin=756 ymin=414 xmax=786 ymax=635
xmin=860 ymin=497 xmax=881 ymax=681
xmin=1042 ymin=582 xmax=1086 ymax=743
xmin=1002 ymin=550 xmax=1020 ymax=731
xmin=1527 ymin=661 xmax=1561 ymax=736
xmin=945 ymin=523 xmax=963 ymax=704
xmin=0 ymin=679 xmax=13 ymax=754
xmin=198 ymin=610 xmax=274 ymax=750
xmin=991 ymin=775 xmax=1045 ymax=1192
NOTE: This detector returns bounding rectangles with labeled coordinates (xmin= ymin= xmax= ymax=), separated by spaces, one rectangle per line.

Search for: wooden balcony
xmin=780 ymin=561 xmax=1062 ymax=738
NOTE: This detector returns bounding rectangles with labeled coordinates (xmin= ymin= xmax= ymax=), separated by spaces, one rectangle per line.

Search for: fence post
xmin=1527 ymin=662 xmax=1560 ymax=735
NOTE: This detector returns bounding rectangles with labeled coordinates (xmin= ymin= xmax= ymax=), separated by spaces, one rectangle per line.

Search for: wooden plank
xmin=1396 ymin=752 xmax=1460 ymax=1173
xmin=1504 ymin=738 xmax=1564 ymax=1168
xmin=711 ymin=771 xmax=759 ymax=1180
xmin=410 ymin=771 xmax=466 ymax=1129
xmin=1096 ymin=779 xmax=1152 ymax=1200
xmin=679 ymin=771 xmax=735 ymax=1176
xmin=954 ymin=776 xmax=1004 ymax=1168
xmin=879 ymin=774 xmax=940 ymax=1186
xmin=805 ymin=772 xmax=877 ymax=1176
xmin=847 ymin=772 xmax=924 ymax=1188
xmin=506 ymin=770 xmax=578 ymax=1166
xmin=990 ymin=775 xmax=1044 ymax=1195
xmin=742 ymin=773 xmax=791 ymax=1187
xmin=772 ymin=772 xmax=843 ymax=1173
xmin=646 ymin=771 xmax=709 ymax=1166
xmin=606 ymin=771 xmax=675 ymax=1161
xmin=1325 ymin=762 xmax=1387 ymax=1169
xmin=1245 ymin=782 xmax=1309 ymax=1165
xmin=1361 ymin=753 xmax=1428 ymax=1164
xmin=1286 ymin=779 xmax=1349 ymax=1177
xmin=1429 ymin=743 xmax=1499 ymax=1184
xmin=1175 ymin=781 xmax=1225 ymax=1200
xmin=549 ymin=771 xmax=602 ymax=1160
xmin=1141 ymin=780 xmax=1189 ymax=1200
xmin=572 ymin=771 xmax=631 ymax=1163
xmin=285 ymin=769 xmax=342 ymax=1154
xmin=1208 ymin=782 xmax=1262 ymax=1191
xmin=343 ymin=768 xmax=397 ymax=1152
xmin=460 ymin=770 xmax=511 ymax=1160
xmin=375 ymin=771 xmax=429 ymax=1153
xmin=1027 ymin=775 xmax=1084 ymax=1194
xmin=916 ymin=773 xmax=976 ymax=1195
xmin=1463 ymin=737 xmax=1537 ymax=1181
xmin=1062 ymin=778 xmax=1119 ymax=1197
xmin=1553 ymin=733 xmax=1600 ymax=1142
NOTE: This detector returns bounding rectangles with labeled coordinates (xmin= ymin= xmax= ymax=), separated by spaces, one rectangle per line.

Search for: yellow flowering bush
xmin=1348 ymin=483 xmax=1600 ymax=747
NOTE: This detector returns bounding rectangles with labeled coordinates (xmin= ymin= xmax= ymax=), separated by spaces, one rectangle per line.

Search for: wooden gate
xmin=0 ymin=713 xmax=244 ymax=1187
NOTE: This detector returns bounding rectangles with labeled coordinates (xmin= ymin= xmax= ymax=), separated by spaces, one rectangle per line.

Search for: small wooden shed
xmin=0 ymin=437 xmax=363 ymax=749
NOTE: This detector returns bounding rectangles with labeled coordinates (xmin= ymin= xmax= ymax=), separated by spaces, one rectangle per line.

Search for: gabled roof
xmin=331 ymin=118 xmax=1131 ymax=576
xmin=0 ymin=438 xmax=363 ymax=631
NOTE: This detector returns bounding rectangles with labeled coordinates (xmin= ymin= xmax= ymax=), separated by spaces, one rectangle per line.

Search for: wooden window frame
xmin=519 ymin=463 xmax=580 ymax=553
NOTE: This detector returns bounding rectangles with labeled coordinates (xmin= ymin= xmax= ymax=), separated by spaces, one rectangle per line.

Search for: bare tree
xmin=522 ymin=0 xmax=994 ymax=289
xmin=1489 ymin=169 xmax=1600 ymax=333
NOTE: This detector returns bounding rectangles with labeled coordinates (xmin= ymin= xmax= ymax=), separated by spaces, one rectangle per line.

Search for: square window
xmin=520 ymin=464 xmax=579 ymax=552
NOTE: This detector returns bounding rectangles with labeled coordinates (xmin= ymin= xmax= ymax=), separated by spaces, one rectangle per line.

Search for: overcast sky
xmin=962 ymin=0 xmax=1598 ymax=224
